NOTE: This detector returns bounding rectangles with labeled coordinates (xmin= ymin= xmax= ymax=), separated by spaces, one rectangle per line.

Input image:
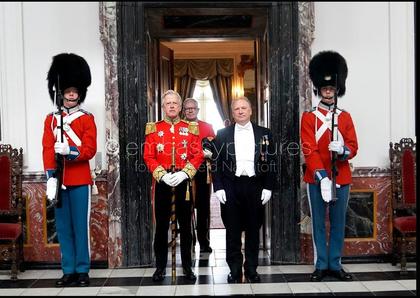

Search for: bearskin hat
xmin=47 ymin=53 xmax=91 ymax=103
xmin=309 ymin=51 xmax=348 ymax=97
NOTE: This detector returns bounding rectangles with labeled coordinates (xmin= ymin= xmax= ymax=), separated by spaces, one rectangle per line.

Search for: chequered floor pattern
xmin=0 ymin=229 xmax=416 ymax=296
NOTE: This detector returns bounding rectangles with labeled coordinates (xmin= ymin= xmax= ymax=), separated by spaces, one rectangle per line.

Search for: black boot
xmin=152 ymin=268 xmax=166 ymax=282
xmin=245 ymin=271 xmax=261 ymax=283
xmin=55 ymin=273 xmax=78 ymax=287
xmin=329 ymin=269 xmax=353 ymax=281
xmin=183 ymin=267 xmax=197 ymax=281
xmin=77 ymin=273 xmax=90 ymax=287
xmin=310 ymin=269 xmax=328 ymax=282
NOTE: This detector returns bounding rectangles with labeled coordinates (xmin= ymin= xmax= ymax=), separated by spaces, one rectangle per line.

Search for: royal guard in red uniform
xmin=143 ymin=90 xmax=203 ymax=282
xmin=42 ymin=53 xmax=97 ymax=287
xmin=182 ymin=98 xmax=216 ymax=254
xmin=301 ymin=51 xmax=358 ymax=282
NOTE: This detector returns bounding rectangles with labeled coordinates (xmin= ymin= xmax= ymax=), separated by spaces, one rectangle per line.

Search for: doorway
xmin=115 ymin=2 xmax=301 ymax=267
xmin=159 ymin=39 xmax=258 ymax=244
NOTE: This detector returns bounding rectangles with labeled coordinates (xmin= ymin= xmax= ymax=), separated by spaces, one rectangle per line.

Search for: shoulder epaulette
xmin=145 ymin=122 xmax=156 ymax=135
xmin=187 ymin=121 xmax=199 ymax=135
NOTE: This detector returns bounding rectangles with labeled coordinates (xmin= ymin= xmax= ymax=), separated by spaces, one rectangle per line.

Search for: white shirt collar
xmin=235 ymin=121 xmax=252 ymax=130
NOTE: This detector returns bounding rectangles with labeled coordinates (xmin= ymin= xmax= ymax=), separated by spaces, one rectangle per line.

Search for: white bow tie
xmin=237 ymin=124 xmax=251 ymax=132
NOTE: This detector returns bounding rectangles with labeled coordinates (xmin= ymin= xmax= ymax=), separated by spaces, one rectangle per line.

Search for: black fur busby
xmin=47 ymin=53 xmax=91 ymax=103
xmin=309 ymin=51 xmax=348 ymax=97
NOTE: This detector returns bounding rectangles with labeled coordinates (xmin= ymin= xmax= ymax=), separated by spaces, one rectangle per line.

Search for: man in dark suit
xmin=212 ymin=97 xmax=277 ymax=283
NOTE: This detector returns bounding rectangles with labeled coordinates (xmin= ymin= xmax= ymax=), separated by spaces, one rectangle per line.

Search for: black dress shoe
xmin=245 ymin=272 xmax=261 ymax=283
xmin=227 ymin=273 xmax=242 ymax=283
xmin=329 ymin=269 xmax=353 ymax=281
xmin=55 ymin=273 xmax=78 ymax=287
xmin=152 ymin=268 xmax=166 ymax=282
xmin=200 ymin=246 xmax=213 ymax=253
xmin=310 ymin=269 xmax=327 ymax=282
xmin=77 ymin=273 xmax=90 ymax=287
xmin=183 ymin=267 xmax=197 ymax=281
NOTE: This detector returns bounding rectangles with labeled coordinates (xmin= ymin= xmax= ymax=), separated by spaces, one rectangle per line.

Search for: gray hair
xmin=183 ymin=97 xmax=199 ymax=108
xmin=231 ymin=96 xmax=252 ymax=110
xmin=161 ymin=90 xmax=182 ymax=107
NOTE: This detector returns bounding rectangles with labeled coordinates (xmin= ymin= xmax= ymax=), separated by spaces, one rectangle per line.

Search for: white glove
xmin=261 ymin=189 xmax=272 ymax=205
xmin=161 ymin=173 xmax=176 ymax=187
xmin=171 ymin=171 xmax=189 ymax=187
xmin=54 ymin=142 xmax=70 ymax=155
xmin=46 ymin=177 xmax=58 ymax=201
xmin=320 ymin=177 xmax=332 ymax=203
xmin=328 ymin=140 xmax=344 ymax=155
xmin=215 ymin=189 xmax=226 ymax=204
xmin=203 ymin=149 xmax=213 ymax=159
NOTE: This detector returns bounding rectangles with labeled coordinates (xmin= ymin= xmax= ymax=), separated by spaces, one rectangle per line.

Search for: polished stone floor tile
xmin=103 ymin=277 xmax=142 ymax=287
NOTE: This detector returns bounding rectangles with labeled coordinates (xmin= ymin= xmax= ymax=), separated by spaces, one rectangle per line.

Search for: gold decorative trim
xmin=145 ymin=122 xmax=156 ymax=135
xmin=152 ymin=165 xmax=167 ymax=182
xmin=344 ymin=189 xmax=377 ymax=242
xmin=187 ymin=121 xmax=199 ymax=135
xmin=164 ymin=116 xmax=180 ymax=125
xmin=182 ymin=162 xmax=197 ymax=179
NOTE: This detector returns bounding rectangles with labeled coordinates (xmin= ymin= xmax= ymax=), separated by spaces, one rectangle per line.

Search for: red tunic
xmin=301 ymin=105 xmax=358 ymax=184
xmin=42 ymin=108 xmax=97 ymax=186
xmin=197 ymin=120 xmax=216 ymax=140
xmin=143 ymin=118 xmax=204 ymax=181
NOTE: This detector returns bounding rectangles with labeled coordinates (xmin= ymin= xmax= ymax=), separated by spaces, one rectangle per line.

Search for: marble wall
xmin=300 ymin=167 xmax=416 ymax=263
xmin=21 ymin=174 xmax=108 ymax=264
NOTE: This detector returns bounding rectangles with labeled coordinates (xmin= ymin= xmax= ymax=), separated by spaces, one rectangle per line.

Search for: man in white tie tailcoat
xmin=212 ymin=97 xmax=277 ymax=283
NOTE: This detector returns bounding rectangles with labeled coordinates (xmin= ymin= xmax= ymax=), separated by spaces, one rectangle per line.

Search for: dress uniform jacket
xmin=301 ymin=103 xmax=358 ymax=185
xmin=144 ymin=118 xmax=204 ymax=181
xmin=197 ymin=120 xmax=216 ymax=141
xmin=42 ymin=106 xmax=97 ymax=185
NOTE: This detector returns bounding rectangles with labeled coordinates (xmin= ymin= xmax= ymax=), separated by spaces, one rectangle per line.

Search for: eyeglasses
xmin=184 ymin=107 xmax=198 ymax=111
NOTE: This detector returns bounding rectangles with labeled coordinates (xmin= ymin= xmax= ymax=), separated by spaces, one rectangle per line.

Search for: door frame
xmin=113 ymin=1 xmax=307 ymax=267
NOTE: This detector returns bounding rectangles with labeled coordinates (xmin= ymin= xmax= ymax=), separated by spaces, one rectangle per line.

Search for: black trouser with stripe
xmin=194 ymin=162 xmax=212 ymax=248
xmin=154 ymin=180 xmax=193 ymax=269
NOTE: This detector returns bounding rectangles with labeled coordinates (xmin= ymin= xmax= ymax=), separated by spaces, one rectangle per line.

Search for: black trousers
xmin=194 ymin=162 xmax=212 ymax=248
xmin=220 ymin=176 xmax=264 ymax=276
xmin=154 ymin=180 xmax=193 ymax=269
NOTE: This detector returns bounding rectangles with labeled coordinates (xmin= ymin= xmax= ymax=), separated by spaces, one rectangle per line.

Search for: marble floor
xmin=0 ymin=229 xmax=416 ymax=296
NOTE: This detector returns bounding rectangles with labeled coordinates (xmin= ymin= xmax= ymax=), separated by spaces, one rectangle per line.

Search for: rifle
xmin=52 ymin=76 xmax=64 ymax=208
xmin=330 ymin=75 xmax=339 ymax=203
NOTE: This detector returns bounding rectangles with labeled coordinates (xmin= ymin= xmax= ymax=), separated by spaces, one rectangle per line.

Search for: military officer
xmin=143 ymin=90 xmax=204 ymax=282
xmin=182 ymin=98 xmax=216 ymax=253
xmin=301 ymin=51 xmax=358 ymax=282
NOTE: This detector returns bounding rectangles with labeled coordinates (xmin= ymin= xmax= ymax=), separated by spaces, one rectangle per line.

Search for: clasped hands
xmin=215 ymin=189 xmax=272 ymax=205
xmin=161 ymin=171 xmax=189 ymax=187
